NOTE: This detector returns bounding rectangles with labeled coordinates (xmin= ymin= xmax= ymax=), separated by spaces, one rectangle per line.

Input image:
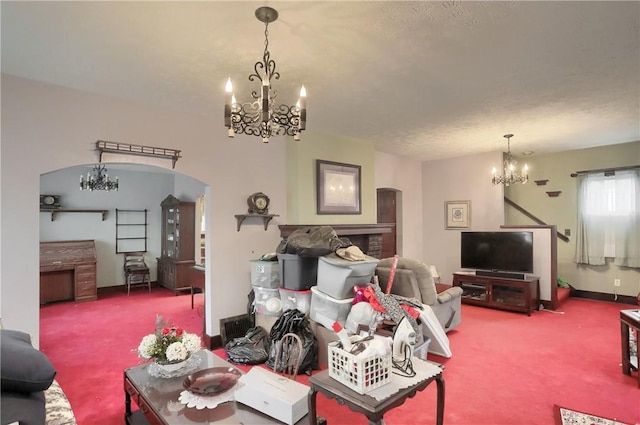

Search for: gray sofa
xmin=376 ymin=257 xmax=463 ymax=332
xmin=0 ymin=329 xmax=76 ymax=425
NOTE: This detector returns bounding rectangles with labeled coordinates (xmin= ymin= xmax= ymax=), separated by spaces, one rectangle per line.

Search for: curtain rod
xmin=570 ymin=164 xmax=640 ymax=177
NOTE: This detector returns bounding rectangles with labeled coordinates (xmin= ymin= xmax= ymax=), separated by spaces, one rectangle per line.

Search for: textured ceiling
xmin=2 ymin=1 xmax=639 ymax=161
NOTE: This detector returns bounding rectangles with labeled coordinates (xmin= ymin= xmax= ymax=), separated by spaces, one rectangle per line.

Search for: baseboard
xmin=571 ymin=289 xmax=638 ymax=305
xmin=97 ymin=282 xmax=159 ymax=297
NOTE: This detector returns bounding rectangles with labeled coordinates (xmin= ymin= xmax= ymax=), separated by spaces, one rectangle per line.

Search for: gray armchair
xmin=376 ymin=257 xmax=463 ymax=332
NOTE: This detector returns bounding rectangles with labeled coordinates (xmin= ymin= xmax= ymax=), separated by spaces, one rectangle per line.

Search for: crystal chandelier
xmin=492 ymin=134 xmax=529 ymax=186
xmin=80 ymin=164 xmax=119 ymax=191
xmin=224 ymin=6 xmax=306 ymax=143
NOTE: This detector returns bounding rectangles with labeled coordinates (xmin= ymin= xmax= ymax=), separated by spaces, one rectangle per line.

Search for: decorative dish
xmin=183 ymin=367 xmax=242 ymax=395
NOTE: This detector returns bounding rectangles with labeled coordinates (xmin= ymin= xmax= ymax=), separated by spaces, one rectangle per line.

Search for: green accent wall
xmin=505 ymin=140 xmax=640 ymax=296
xmin=286 ymin=130 xmax=376 ymax=224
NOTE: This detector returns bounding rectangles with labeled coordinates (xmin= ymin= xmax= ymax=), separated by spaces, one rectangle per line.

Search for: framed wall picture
xmin=445 ymin=200 xmax=470 ymax=229
xmin=316 ymin=160 xmax=361 ymax=214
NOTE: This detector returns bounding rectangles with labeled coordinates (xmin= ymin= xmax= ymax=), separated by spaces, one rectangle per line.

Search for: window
xmin=575 ymin=169 xmax=640 ymax=267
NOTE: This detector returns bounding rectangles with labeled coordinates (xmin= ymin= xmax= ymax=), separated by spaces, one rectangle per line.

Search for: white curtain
xmin=575 ymin=169 xmax=640 ymax=268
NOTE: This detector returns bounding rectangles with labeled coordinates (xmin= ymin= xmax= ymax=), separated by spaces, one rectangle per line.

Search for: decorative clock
xmin=40 ymin=195 xmax=61 ymax=210
xmin=247 ymin=192 xmax=270 ymax=215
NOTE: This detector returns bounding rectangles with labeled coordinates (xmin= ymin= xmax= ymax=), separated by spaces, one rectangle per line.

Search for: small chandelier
xmin=224 ymin=6 xmax=306 ymax=143
xmin=492 ymin=134 xmax=529 ymax=186
xmin=80 ymin=164 xmax=119 ymax=191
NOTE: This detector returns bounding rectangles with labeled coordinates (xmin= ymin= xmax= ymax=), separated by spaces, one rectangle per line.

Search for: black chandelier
xmin=492 ymin=134 xmax=529 ymax=186
xmin=80 ymin=164 xmax=119 ymax=192
xmin=224 ymin=6 xmax=306 ymax=143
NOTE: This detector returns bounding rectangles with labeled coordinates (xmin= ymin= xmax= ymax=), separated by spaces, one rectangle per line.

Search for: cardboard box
xmin=235 ymin=367 xmax=309 ymax=425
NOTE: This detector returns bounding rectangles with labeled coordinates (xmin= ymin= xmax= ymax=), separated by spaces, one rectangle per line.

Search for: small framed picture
xmin=445 ymin=201 xmax=470 ymax=229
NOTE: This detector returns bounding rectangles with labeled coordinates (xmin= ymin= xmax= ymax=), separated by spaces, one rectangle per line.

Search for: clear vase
xmin=155 ymin=358 xmax=188 ymax=372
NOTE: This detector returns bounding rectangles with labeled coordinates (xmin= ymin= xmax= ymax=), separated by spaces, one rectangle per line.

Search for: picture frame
xmin=445 ymin=200 xmax=470 ymax=229
xmin=316 ymin=159 xmax=361 ymax=214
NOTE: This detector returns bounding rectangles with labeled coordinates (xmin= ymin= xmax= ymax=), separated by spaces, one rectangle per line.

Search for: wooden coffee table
xmin=124 ymin=350 xmax=312 ymax=425
xmin=307 ymin=360 xmax=445 ymax=425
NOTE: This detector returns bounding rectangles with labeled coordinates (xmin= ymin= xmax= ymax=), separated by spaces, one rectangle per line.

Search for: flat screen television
xmin=461 ymin=231 xmax=534 ymax=274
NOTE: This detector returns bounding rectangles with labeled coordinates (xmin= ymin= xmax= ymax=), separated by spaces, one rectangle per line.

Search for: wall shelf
xmin=41 ymin=209 xmax=108 ymax=221
xmin=115 ymin=209 xmax=148 ymax=253
xmin=235 ymin=214 xmax=279 ymax=231
xmin=96 ymin=140 xmax=182 ymax=168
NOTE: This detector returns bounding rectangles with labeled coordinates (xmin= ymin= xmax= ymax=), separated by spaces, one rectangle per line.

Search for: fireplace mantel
xmin=278 ymin=224 xmax=394 ymax=259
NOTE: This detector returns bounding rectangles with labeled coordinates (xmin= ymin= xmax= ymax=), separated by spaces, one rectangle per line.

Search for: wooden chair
xmin=272 ymin=332 xmax=304 ymax=380
xmin=123 ymin=252 xmax=150 ymax=295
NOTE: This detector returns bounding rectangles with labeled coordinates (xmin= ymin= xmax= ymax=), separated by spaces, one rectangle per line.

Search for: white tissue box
xmin=234 ymin=367 xmax=309 ymax=425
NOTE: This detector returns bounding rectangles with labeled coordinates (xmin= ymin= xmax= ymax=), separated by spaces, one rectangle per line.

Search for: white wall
xmin=1 ymin=74 xmax=287 ymax=345
xmin=374 ymin=151 xmax=423 ymax=259
xmin=421 ymin=152 xmax=506 ymax=283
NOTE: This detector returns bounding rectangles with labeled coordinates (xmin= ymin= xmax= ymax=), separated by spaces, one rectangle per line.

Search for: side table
xmin=307 ymin=361 xmax=444 ymax=425
xmin=620 ymin=309 xmax=640 ymax=388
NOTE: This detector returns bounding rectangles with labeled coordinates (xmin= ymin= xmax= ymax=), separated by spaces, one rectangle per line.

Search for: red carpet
xmin=39 ymin=287 xmax=640 ymax=425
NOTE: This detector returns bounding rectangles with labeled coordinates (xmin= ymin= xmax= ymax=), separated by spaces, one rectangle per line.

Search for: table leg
xmin=436 ymin=375 xmax=445 ymax=425
xmin=125 ymin=389 xmax=131 ymax=422
xmin=621 ymin=321 xmax=631 ymax=375
xmin=308 ymin=387 xmax=318 ymax=425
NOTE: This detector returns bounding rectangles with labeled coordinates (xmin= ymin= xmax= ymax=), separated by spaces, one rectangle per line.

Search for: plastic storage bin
xmin=277 ymin=253 xmax=318 ymax=290
xmin=317 ymin=253 xmax=380 ymax=299
xmin=413 ymin=337 xmax=431 ymax=360
xmin=253 ymin=286 xmax=282 ymax=316
xmin=328 ymin=337 xmax=391 ymax=394
xmin=309 ymin=286 xmax=353 ymax=327
xmin=278 ymin=287 xmax=312 ymax=315
xmin=250 ymin=260 xmax=280 ymax=288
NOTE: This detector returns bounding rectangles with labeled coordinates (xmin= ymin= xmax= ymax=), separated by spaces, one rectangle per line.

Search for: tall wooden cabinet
xmin=157 ymin=195 xmax=195 ymax=294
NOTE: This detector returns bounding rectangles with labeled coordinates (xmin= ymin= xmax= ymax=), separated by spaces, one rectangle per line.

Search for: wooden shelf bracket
xmin=234 ymin=214 xmax=279 ymax=231
xmin=96 ymin=140 xmax=182 ymax=169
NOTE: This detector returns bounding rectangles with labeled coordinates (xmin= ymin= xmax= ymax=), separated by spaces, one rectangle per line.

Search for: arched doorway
xmin=39 ymin=162 xmax=208 ymax=306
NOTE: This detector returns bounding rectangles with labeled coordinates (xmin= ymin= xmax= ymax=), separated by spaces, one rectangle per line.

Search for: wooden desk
xmin=308 ymin=360 xmax=445 ymax=425
xmin=40 ymin=240 xmax=97 ymax=303
xmin=620 ymin=309 xmax=640 ymax=387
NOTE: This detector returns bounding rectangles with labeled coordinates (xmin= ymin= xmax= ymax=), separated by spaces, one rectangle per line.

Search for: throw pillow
xmin=0 ymin=329 xmax=56 ymax=393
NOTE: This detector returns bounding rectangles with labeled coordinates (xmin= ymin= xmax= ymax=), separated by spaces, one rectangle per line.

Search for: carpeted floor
xmin=554 ymin=404 xmax=634 ymax=425
xmin=40 ymin=287 xmax=640 ymax=425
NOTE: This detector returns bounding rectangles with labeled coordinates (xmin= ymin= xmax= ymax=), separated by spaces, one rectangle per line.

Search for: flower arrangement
xmin=137 ymin=315 xmax=201 ymax=365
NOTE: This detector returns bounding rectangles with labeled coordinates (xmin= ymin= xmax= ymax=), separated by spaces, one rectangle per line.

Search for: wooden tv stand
xmin=453 ymin=272 xmax=540 ymax=316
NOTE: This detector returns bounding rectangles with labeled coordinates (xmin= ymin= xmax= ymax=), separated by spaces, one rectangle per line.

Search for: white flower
xmin=165 ymin=341 xmax=188 ymax=362
xmin=182 ymin=333 xmax=201 ymax=354
xmin=137 ymin=334 xmax=157 ymax=359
